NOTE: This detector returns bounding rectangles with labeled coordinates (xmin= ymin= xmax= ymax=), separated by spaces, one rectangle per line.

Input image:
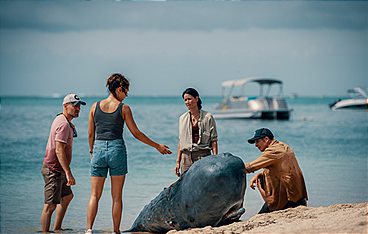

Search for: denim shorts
xmin=90 ymin=139 xmax=128 ymax=177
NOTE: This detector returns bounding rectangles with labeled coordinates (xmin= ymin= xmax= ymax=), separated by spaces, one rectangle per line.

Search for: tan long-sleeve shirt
xmin=245 ymin=139 xmax=308 ymax=211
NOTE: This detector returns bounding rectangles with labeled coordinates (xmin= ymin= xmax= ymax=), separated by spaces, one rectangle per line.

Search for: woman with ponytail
xmin=86 ymin=73 xmax=171 ymax=234
xmin=175 ymin=88 xmax=218 ymax=177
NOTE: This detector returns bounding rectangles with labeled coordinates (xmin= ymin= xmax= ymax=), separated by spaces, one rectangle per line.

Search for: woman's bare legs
xmin=86 ymin=176 xmax=106 ymax=230
xmin=111 ymin=175 xmax=126 ymax=233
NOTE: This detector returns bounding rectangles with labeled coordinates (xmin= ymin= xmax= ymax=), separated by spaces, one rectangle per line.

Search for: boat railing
xmin=274 ymin=98 xmax=289 ymax=109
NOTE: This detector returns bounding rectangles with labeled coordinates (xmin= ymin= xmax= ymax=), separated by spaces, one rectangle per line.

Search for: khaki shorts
xmin=181 ymin=149 xmax=211 ymax=174
xmin=41 ymin=164 xmax=72 ymax=204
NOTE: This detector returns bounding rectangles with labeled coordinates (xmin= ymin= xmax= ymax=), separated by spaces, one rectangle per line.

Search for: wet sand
xmin=168 ymin=202 xmax=368 ymax=234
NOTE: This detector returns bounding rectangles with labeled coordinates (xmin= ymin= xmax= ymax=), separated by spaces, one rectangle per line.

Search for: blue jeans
xmin=90 ymin=139 xmax=128 ymax=177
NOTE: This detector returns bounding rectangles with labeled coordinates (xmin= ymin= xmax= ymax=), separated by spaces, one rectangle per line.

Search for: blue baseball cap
xmin=248 ymin=128 xmax=274 ymax=144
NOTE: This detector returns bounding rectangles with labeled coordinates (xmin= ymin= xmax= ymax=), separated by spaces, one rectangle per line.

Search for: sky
xmin=0 ymin=0 xmax=367 ymax=97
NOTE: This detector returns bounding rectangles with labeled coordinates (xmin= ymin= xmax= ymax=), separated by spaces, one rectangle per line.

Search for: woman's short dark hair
xmin=182 ymin=88 xmax=202 ymax=110
xmin=106 ymin=73 xmax=129 ymax=99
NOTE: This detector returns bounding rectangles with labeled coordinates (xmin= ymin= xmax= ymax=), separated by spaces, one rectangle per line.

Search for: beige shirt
xmin=245 ymin=139 xmax=308 ymax=211
xmin=178 ymin=110 xmax=218 ymax=152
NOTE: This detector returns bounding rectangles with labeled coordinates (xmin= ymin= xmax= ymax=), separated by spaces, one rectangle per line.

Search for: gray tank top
xmin=94 ymin=101 xmax=124 ymax=140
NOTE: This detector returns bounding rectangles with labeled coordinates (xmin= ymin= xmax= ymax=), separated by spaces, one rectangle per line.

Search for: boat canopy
xmin=221 ymin=77 xmax=282 ymax=88
xmin=221 ymin=77 xmax=284 ymax=97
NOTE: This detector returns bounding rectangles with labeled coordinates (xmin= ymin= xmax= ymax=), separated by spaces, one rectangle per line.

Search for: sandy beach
xmin=168 ymin=202 xmax=368 ymax=234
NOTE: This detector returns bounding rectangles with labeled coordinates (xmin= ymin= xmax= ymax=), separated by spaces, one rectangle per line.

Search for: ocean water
xmin=0 ymin=96 xmax=367 ymax=234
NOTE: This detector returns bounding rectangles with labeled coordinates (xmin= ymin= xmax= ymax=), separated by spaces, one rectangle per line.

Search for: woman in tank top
xmin=175 ymin=88 xmax=218 ymax=176
xmin=85 ymin=73 xmax=172 ymax=234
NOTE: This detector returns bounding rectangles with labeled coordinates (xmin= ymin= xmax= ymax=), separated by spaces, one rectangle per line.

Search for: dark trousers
xmin=258 ymin=198 xmax=307 ymax=214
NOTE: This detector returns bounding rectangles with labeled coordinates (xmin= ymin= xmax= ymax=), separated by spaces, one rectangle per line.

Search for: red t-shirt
xmin=43 ymin=114 xmax=74 ymax=173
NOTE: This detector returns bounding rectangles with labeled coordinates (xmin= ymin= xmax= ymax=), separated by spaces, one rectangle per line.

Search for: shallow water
xmin=0 ymin=96 xmax=367 ymax=233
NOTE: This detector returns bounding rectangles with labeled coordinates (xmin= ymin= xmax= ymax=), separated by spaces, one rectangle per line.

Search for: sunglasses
xmin=57 ymin=113 xmax=77 ymax=138
xmin=122 ymin=87 xmax=129 ymax=97
xmin=72 ymin=126 xmax=78 ymax=138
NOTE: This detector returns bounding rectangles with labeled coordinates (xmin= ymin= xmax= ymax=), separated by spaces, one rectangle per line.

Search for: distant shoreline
xmin=168 ymin=202 xmax=368 ymax=234
xmin=0 ymin=95 xmax=212 ymax=101
xmin=0 ymin=95 xmax=347 ymax=99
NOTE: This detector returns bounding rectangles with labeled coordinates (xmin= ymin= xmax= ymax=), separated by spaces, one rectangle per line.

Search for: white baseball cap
xmin=63 ymin=93 xmax=86 ymax=105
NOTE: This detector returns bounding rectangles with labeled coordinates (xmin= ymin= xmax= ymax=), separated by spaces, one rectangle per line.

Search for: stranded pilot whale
xmin=126 ymin=152 xmax=246 ymax=233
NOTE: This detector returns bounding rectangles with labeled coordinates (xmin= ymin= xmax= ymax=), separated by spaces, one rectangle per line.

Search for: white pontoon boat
xmin=213 ymin=77 xmax=292 ymax=120
xmin=329 ymin=87 xmax=368 ymax=110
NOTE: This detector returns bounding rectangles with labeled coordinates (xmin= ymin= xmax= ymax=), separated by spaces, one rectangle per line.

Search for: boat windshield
xmin=347 ymin=87 xmax=368 ymax=99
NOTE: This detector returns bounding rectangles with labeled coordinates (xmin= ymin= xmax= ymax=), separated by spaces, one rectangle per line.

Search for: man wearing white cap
xmin=40 ymin=93 xmax=86 ymax=233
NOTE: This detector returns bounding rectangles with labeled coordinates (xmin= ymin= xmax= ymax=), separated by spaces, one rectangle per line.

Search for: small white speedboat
xmin=329 ymin=87 xmax=368 ymax=110
xmin=212 ymin=77 xmax=292 ymax=120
